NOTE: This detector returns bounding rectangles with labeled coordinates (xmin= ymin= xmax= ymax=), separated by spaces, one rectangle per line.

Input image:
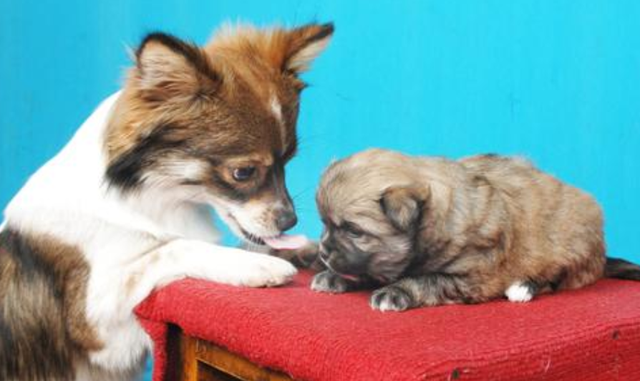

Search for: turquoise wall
xmin=2 ymin=1 xmax=639 ymax=379
xmin=1 ymin=2 xmax=638 ymax=263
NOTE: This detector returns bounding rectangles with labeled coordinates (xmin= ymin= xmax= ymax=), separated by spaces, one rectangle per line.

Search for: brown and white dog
xmin=0 ymin=22 xmax=333 ymax=380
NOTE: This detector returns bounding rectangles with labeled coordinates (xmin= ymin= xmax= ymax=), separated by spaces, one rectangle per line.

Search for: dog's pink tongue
xmin=263 ymin=234 xmax=309 ymax=250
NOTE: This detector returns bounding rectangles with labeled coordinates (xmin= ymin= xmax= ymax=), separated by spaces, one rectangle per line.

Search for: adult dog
xmin=0 ymin=22 xmax=333 ymax=380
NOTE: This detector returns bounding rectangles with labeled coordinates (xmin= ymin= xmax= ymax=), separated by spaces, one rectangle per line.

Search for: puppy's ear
xmin=133 ymin=32 xmax=220 ymax=102
xmin=380 ymin=186 xmax=430 ymax=232
xmin=282 ymin=23 xmax=334 ymax=74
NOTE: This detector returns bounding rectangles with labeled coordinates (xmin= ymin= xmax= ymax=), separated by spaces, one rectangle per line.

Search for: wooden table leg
xmin=166 ymin=324 xmax=198 ymax=381
xmin=165 ymin=325 xmax=294 ymax=381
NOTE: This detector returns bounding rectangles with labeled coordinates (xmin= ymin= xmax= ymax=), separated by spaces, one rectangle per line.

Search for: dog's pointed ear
xmin=282 ymin=23 xmax=334 ymax=74
xmin=380 ymin=186 xmax=430 ymax=232
xmin=133 ymin=32 xmax=220 ymax=102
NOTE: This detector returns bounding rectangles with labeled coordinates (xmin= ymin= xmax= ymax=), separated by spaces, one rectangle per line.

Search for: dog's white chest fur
xmin=2 ymin=92 xmax=296 ymax=379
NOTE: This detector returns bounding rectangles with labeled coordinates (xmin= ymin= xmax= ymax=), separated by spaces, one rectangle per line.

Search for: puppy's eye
xmin=343 ymin=223 xmax=364 ymax=239
xmin=346 ymin=230 xmax=363 ymax=239
xmin=232 ymin=166 xmax=256 ymax=182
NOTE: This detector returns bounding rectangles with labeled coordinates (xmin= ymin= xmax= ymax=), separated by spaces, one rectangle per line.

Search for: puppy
xmin=0 ymin=22 xmax=333 ymax=380
xmin=311 ymin=149 xmax=640 ymax=311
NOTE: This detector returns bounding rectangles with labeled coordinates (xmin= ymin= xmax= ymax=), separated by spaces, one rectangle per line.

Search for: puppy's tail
xmin=605 ymin=257 xmax=640 ymax=281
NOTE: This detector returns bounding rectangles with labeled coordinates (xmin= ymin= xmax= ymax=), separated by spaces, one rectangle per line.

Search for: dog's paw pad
xmin=370 ymin=286 xmax=413 ymax=312
xmin=310 ymin=271 xmax=349 ymax=293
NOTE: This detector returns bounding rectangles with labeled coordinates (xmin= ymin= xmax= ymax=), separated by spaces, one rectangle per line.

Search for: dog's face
xmin=316 ymin=149 xmax=430 ymax=283
xmin=104 ymin=23 xmax=333 ymax=244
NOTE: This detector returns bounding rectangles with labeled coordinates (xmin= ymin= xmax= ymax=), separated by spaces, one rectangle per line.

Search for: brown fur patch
xmin=104 ymin=23 xmax=334 ymax=194
xmin=0 ymin=229 xmax=101 ymax=380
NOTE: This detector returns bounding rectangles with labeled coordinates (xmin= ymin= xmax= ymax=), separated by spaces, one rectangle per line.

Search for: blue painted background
xmin=1 ymin=1 xmax=639 ymax=378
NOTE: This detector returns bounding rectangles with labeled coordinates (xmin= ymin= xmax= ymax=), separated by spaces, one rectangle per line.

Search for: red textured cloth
xmin=135 ymin=271 xmax=640 ymax=381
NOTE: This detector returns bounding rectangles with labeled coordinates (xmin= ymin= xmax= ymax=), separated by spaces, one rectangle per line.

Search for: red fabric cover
xmin=135 ymin=271 xmax=640 ymax=381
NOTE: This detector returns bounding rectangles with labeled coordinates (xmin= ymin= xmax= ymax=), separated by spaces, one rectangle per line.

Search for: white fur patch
xmin=167 ymin=160 xmax=207 ymax=179
xmin=375 ymin=299 xmax=399 ymax=312
xmin=270 ymin=95 xmax=283 ymax=124
xmin=145 ymin=159 xmax=209 ymax=188
xmin=269 ymin=94 xmax=287 ymax=148
xmin=505 ymin=282 xmax=533 ymax=303
xmin=209 ymin=197 xmax=282 ymax=243
xmin=287 ymin=36 xmax=332 ymax=73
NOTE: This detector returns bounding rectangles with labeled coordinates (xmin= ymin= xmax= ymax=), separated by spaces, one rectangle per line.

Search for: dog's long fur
xmin=0 ymin=22 xmax=333 ymax=380
xmin=311 ymin=149 xmax=640 ymax=311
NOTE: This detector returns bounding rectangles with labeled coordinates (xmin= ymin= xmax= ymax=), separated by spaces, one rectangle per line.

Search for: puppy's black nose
xmin=276 ymin=210 xmax=298 ymax=232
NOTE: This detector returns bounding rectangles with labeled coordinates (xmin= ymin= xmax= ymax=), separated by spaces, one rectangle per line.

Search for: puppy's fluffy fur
xmin=312 ymin=149 xmax=640 ymax=311
xmin=0 ymin=22 xmax=333 ymax=380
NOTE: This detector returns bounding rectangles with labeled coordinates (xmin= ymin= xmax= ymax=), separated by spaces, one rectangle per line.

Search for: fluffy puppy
xmin=311 ymin=149 xmax=640 ymax=311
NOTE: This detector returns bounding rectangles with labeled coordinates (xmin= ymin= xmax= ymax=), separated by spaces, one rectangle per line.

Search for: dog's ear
xmin=282 ymin=23 xmax=334 ymax=74
xmin=133 ymin=32 xmax=220 ymax=102
xmin=380 ymin=186 xmax=430 ymax=232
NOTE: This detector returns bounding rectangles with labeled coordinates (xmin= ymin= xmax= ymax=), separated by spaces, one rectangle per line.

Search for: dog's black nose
xmin=276 ymin=210 xmax=298 ymax=231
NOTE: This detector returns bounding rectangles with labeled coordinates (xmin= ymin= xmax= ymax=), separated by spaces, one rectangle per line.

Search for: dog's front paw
xmin=310 ymin=270 xmax=349 ymax=293
xmin=370 ymin=285 xmax=414 ymax=312
xmin=239 ymin=255 xmax=298 ymax=287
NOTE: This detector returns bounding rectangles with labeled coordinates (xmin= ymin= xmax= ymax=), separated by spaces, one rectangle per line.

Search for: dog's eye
xmin=343 ymin=223 xmax=364 ymax=239
xmin=232 ymin=166 xmax=256 ymax=182
xmin=346 ymin=230 xmax=363 ymax=239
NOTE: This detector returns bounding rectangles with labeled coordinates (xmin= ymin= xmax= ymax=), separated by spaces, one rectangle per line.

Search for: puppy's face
xmin=105 ymin=23 xmax=333 ymax=244
xmin=316 ymin=150 xmax=429 ymax=283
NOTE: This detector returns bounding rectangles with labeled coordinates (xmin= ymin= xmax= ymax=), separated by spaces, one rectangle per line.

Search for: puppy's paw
xmin=505 ymin=281 xmax=535 ymax=303
xmin=370 ymin=286 xmax=414 ymax=312
xmin=238 ymin=255 xmax=298 ymax=288
xmin=310 ymin=270 xmax=349 ymax=293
